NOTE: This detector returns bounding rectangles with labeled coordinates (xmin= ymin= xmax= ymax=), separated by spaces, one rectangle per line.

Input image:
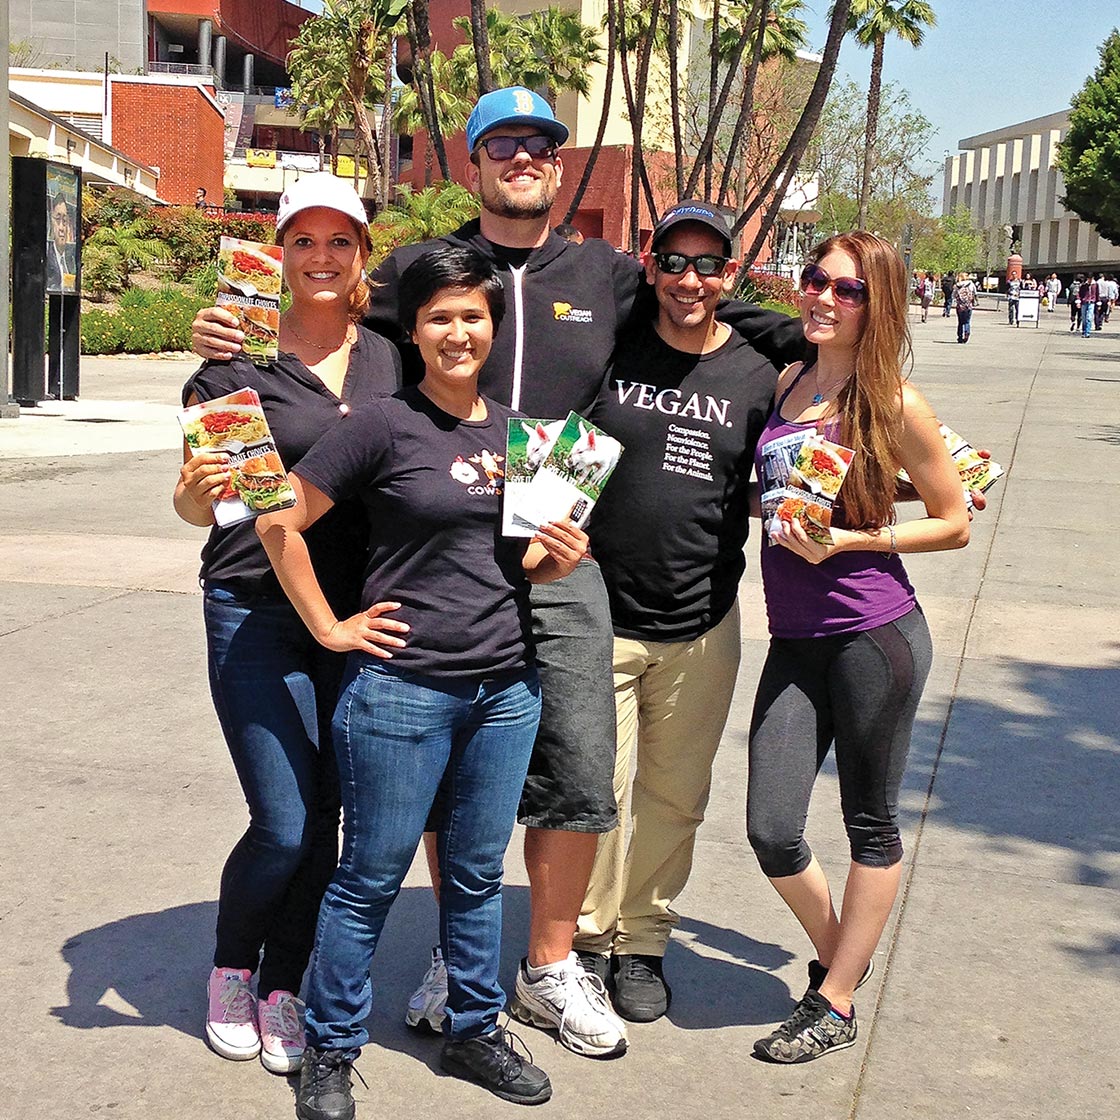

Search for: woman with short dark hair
xmin=258 ymin=245 xmax=589 ymax=1118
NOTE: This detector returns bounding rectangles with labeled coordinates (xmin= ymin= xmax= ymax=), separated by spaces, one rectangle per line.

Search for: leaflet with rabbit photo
xmin=502 ymin=412 xmax=624 ymax=537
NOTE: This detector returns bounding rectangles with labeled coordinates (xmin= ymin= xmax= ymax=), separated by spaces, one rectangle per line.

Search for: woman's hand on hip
xmin=323 ymin=602 xmax=409 ymax=656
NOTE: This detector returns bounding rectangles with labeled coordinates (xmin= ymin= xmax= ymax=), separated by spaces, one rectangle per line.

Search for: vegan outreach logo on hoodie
xmin=553 ymin=300 xmax=594 ymax=324
xmin=449 ymin=451 xmax=505 ymax=495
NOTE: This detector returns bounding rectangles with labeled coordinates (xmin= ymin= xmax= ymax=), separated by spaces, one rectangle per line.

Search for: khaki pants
xmin=575 ymin=602 xmax=741 ymax=957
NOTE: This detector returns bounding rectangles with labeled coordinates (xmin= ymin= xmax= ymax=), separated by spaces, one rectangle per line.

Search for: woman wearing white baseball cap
xmin=174 ymin=173 xmax=404 ymax=1076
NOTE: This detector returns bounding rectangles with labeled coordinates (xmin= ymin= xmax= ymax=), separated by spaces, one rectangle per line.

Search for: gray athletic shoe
xmin=753 ymin=990 xmax=857 ymax=1064
xmin=509 ymin=954 xmax=628 ymax=1058
xmin=404 ymin=947 xmax=447 ymax=1033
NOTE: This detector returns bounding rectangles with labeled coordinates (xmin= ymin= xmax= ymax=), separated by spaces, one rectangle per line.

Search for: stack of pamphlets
xmin=179 ymin=388 xmax=297 ymax=527
xmin=503 ymin=411 xmax=624 ymax=538
xmin=216 ymin=236 xmax=283 ymax=364
xmin=760 ymin=431 xmax=855 ymax=545
xmin=898 ymin=424 xmax=1003 ymax=508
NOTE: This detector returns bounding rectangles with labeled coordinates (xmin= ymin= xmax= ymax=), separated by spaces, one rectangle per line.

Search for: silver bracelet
xmin=888 ymin=525 xmax=898 ymax=553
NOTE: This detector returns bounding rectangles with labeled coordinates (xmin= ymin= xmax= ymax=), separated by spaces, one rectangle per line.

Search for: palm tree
xmin=368 ymin=183 xmax=480 ymax=265
xmin=469 ymin=0 xmax=495 ymax=95
xmin=716 ymin=0 xmax=810 ymax=205
xmin=393 ymin=52 xmax=472 ymax=185
xmin=520 ymin=7 xmax=603 ymax=108
xmin=840 ymin=0 xmax=936 ymax=230
xmin=404 ymin=0 xmax=451 ymax=181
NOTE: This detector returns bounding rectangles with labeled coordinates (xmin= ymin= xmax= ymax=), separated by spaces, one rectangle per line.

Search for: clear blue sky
xmin=802 ymin=2 xmax=1119 ymax=200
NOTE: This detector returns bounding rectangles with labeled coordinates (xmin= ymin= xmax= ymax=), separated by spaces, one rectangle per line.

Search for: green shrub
xmin=82 ymin=187 xmax=151 ymax=239
xmin=81 ymin=244 xmax=128 ymax=300
xmin=141 ymin=206 xmax=216 ymax=279
xmin=80 ymin=289 xmax=207 ymax=354
xmin=220 ymin=212 xmax=277 ymax=244
xmin=735 ymin=269 xmax=797 ymax=310
xmin=81 ymin=309 xmax=126 ymax=354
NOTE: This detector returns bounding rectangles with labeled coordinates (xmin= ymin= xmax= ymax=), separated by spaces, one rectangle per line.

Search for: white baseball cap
xmin=276 ymin=174 xmax=369 ymax=237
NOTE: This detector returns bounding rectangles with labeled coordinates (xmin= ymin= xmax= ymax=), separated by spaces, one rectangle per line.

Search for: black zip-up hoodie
xmin=365 ymin=219 xmax=808 ymax=416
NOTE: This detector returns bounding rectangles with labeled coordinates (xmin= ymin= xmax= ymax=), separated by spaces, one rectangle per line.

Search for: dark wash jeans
xmin=304 ymin=658 xmax=541 ymax=1055
xmin=203 ymin=584 xmax=342 ymax=998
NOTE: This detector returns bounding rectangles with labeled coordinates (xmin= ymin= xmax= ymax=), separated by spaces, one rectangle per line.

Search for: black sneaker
xmin=296 ymin=1047 xmax=355 ymax=1120
xmin=805 ymin=957 xmax=874 ymax=996
xmin=753 ymin=990 xmax=857 ymax=1064
xmin=575 ymin=949 xmax=611 ymax=986
xmin=440 ymin=1026 xmax=552 ymax=1105
xmin=610 ymin=954 xmax=671 ymax=1022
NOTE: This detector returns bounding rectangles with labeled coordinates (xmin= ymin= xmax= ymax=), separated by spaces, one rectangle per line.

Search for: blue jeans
xmin=304 ymin=658 xmax=541 ymax=1055
xmin=1082 ymin=301 xmax=1096 ymax=337
xmin=956 ymin=306 xmax=972 ymax=342
xmin=204 ymin=585 xmax=343 ymax=997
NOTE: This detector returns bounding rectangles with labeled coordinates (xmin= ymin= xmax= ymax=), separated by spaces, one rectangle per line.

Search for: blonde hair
xmin=808 ymin=232 xmax=912 ymax=530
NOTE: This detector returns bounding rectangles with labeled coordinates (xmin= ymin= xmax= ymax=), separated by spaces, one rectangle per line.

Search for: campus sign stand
xmin=1018 ymin=291 xmax=1041 ymax=327
xmin=11 ymin=157 xmax=83 ymax=405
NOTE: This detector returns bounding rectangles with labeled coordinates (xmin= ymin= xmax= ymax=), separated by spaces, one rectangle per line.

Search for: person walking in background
xmin=1070 ymin=274 xmax=1083 ymax=332
xmin=954 ymin=272 xmax=976 ymax=343
xmin=173 ymin=175 xmax=403 ymax=1077
xmin=1046 ymin=273 xmax=1061 ymax=312
xmin=918 ymin=272 xmax=934 ymax=323
xmin=1079 ymin=274 xmax=1098 ymax=337
xmin=940 ymin=271 xmax=955 ymax=317
xmin=1093 ymin=273 xmax=1109 ymax=331
xmin=748 ymin=231 xmax=969 ymax=1065
xmin=1103 ymin=274 xmax=1117 ymax=323
xmin=1006 ymin=274 xmax=1021 ymax=326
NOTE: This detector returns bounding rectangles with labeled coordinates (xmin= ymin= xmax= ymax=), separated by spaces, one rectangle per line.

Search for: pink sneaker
xmin=258 ymin=990 xmax=305 ymax=1074
xmin=205 ymin=967 xmax=260 ymax=1060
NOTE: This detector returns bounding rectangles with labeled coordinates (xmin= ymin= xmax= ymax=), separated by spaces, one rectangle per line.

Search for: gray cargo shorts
xmin=519 ymin=558 xmax=619 ymax=832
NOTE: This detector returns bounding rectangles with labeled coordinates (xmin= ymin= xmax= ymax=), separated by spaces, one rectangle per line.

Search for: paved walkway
xmin=1 ymin=310 xmax=1118 ymax=1119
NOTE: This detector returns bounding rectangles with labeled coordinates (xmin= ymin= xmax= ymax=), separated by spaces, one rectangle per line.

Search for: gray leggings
xmin=746 ymin=606 xmax=932 ymax=878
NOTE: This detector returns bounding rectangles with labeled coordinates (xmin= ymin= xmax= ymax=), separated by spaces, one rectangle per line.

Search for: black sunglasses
xmin=799 ymin=262 xmax=868 ymax=306
xmin=475 ymin=134 xmax=558 ymax=161
xmin=653 ymin=252 xmax=729 ymax=278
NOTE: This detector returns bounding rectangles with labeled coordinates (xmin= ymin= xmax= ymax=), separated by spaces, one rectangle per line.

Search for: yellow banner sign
xmin=246 ymin=148 xmax=277 ymax=168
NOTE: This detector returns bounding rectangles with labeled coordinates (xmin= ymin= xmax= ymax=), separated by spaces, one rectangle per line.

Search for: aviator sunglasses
xmin=799 ymin=262 xmax=868 ymax=306
xmin=475 ymin=134 xmax=558 ymax=161
xmin=653 ymin=252 xmax=729 ymax=278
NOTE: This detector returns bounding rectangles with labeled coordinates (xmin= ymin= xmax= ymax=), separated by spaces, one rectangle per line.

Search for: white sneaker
xmin=509 ymin=953 xmax=628 ymax=1058
xmin=405 ymin=947 xmax=448 ymax=1033
xmin=205 ymin=967 xmax=260 ymax=1060
xmin=258 ymin=990 xmax=305 ymax=1074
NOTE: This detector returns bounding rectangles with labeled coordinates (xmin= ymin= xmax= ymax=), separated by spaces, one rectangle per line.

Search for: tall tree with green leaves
xmin=404 ymin=0 xmax=451 ymax=181
xmin=394 ymin=51 xmax=471 ymax=185
xmin=839 ymin=0 xmax=936 ymax=230
xmin=1057 ymin=29 xmax=1120 ymax=245
xmin=286 ymin=0 xmax=407 ymax=208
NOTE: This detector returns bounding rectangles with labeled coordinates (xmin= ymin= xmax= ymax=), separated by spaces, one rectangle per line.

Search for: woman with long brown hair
xmin=747 ymin=232 xmax=970 ymax=1063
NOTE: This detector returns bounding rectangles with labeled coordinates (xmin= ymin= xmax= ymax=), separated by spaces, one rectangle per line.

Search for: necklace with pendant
xmin=283 ymin=317 xmax=355 ymax=351
xmin=811 ymin=363 xmax=850 ymax=405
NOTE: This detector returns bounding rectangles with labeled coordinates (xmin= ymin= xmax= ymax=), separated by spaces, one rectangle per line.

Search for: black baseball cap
xmin=651 ymin=200 xmax=734 ymax=254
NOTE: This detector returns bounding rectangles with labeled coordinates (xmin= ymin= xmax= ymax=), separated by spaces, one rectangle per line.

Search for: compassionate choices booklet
xmin=216 ymin=236 xmax=283 ymax=364
xmin=179 ymin=388 xmax=297 ymax=527
xmin=759 ymin=431 xmax=856 ymax=545
xmin=503 ymin=412 xmax=624 ymax=538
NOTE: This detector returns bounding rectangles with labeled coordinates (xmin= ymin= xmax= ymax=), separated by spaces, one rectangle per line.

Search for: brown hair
xmin=278 ymin=216 xmax=373 ymax=324
xmin=808 ymin=231 xmax=912 ymax=530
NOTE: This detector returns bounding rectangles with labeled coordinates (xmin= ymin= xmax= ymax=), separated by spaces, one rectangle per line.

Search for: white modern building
xmin=943 ymin=110 xmax=1120 ymax=276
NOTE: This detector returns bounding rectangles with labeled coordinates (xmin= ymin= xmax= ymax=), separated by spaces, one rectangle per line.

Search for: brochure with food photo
xmin=179 ymin=388 xmax=297 ymax=527
xmin=897 ymin=424 xmax=1003 ymax=507
xmin=759 ymin=431 xmax=855 ymax=546
xmin=216 ymin=236 xmax=283 ymax=364
xmin=502 ymin=412 xmax=624 ymax=537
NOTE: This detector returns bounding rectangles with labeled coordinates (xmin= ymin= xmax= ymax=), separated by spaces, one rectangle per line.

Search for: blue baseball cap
xmin=465 ymin=87 xmax=569 ymax=153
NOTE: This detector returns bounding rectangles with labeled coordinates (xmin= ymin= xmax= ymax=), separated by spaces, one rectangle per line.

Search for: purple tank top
xmin=755 ymin=375 xmax=916 ymax=640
